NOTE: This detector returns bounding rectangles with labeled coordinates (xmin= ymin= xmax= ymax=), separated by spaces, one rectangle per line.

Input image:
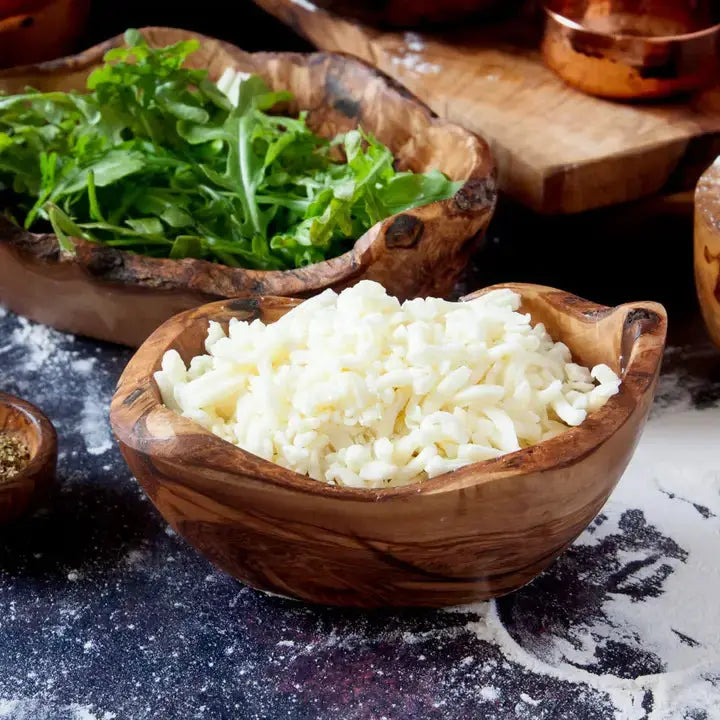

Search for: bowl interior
xmin=546 ymin=0 xmax=719 ymax=37
xmin=0 ymin=398 xmax=42 ymax=461
xmin=148 ymin=288 xmax=660 ymax=415
xmin=110 ymin=282 xmax=666 ymax=516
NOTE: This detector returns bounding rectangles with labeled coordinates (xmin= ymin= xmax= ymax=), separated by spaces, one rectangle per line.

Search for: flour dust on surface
xmin=0 ymin=308 xmax=719 ymax=719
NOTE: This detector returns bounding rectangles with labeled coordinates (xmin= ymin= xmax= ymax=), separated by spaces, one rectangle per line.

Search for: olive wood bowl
xmin=110 ymin=283 xmax=667 ymax=608
xmin=695 ymin=159 xmax=720 ymax=349
xmin=0 ymin=0 xmax=90 ymax=69
xmin=0 ymin=26 xmax=496 ymax=348
xmin=0 ymin=391 xmax=57 ymax=525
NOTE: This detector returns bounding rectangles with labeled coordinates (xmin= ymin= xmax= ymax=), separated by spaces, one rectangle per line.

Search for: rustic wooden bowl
xmin=695 ymin=160 xmax=720 ymax=349
xmin=0 ymin=0 xmax=90 ymax=69
xmin=0 ymin=391 xmax=57 ymax=525
xmin=0 ymin=27 xmax=496 ymax=349
xmin=110 ymin=283 xmax=667 ymax=608
xmin=542 ymin=0 xmax=720 ymax=99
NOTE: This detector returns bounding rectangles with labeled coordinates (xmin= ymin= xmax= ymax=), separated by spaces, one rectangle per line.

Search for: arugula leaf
xmin=0 ymin=30 xmax=462 ymax=270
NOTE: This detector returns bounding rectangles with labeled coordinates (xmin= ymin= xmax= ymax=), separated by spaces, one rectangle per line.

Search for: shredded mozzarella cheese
xmin=155 ymin=281 xmax=621 ymax=488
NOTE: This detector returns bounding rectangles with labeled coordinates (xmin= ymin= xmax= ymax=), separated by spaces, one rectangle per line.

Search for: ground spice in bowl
xmin=0 ymin=432 xmax=29 ymax=482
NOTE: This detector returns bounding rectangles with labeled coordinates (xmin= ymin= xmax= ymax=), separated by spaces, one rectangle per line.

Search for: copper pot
xmin=542 ymin=0 xmax=720 ymax=99
xmin=0 ymin=0 xmax=91 ymax=69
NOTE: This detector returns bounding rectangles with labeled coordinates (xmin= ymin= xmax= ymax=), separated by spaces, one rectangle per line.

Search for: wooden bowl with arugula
xmin=0 ymin=27 xmax=496 ymax=347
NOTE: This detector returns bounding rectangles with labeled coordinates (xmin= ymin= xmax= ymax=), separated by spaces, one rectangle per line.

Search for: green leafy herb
xmin=0 ymin=30 xmax=462 ymax=270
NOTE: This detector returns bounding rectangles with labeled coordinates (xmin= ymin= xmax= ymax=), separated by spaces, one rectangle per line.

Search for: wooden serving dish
xmin=695 ymin=160 xmax=720 ymax=348
xmin=0 ymin=0 xmax=90 ymax=69
xmin=0 ymin=391 xmax=57 ymax=525
xmin=110 ymin=284 xmax=667 ymax=608
xmin=0 ymin=27 xmax=496 ymax=348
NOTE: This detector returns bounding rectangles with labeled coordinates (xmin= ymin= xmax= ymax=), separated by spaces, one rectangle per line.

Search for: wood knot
xmin=226 ymin=297 xmax=261 ymax=315
xmin=385 ymin=214 xmax=424 ymax=249
xmin=84 ymin=247 xmax=124 ymax=277
xmin=454 ymin=177 xmax=496 ymax=213
xmin=324 ymin=71 xmax=361 ymax=119
xmin=624 ymin=308 xmax=662 ymax=340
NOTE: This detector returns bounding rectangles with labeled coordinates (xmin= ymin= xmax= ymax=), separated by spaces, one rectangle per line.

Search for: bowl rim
xmin=0 ymin=390 xmax=57 ymax=493
xmin=542 ymin=1 xmax=720 ymax=43
xmin=110 ymin=283 xmax=667 ymax=501
xmin=0 ymin=26 xmax=496 ymax=296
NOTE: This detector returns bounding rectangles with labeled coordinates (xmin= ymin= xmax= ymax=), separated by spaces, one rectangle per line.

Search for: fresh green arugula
xmin=0 ymin=29 xmax=462 ymax=269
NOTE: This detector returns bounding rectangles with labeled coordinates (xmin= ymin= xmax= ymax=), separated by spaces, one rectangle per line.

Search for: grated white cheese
xmin=155 ymin=281 xmax=621 ymax=488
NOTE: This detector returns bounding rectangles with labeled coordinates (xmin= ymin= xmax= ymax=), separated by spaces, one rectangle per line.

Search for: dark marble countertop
xmin=2 ymin=213 xmax=719 ymax=718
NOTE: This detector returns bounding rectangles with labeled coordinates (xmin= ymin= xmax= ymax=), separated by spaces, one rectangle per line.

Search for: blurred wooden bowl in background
xmin=0 ymin=0 xmax=90 ymax=69
xmin=695 ymin=160 xmax=720 ymax=349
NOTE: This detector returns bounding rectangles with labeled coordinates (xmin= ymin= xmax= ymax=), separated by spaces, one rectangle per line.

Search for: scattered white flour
xmin=0 ymin=700 xmax=17 ymax=718
xmin=1 ymin=315 xmax=113 ymax=457
xmin=443 ymin=401 xmax=720 ymax=720
xmin=80 ymin=394 xmax=112 ymax=456
xmin=124 ymin=549 xmax=147 ymax=567
xmin=651 ymin=369 xmax=708 ymax=417
xmin=289 ymin=0 xmax=317 ymax=11
xmin=390 ymin=31 xmax=441 ymax=75
xmin=391 ymin=54 xmax=441 ymax=75
xmin=1 ymin=305 xmax=718 ymax=719
xmin=8 ymin=319 xmax=66 ymax=371
xmin=479 ymin=686 xmax=500 ymax=701
xmin=71 ymin=357 xmax=97 ymax=375
xmin=404 ymin=32 xmax=425 ymax=52
xmin=0 ymin=700 xmax=114 ymax=720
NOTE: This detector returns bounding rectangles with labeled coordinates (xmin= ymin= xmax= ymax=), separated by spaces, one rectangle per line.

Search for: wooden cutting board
xmin=255 ymin=0 xmax=720 ymax=215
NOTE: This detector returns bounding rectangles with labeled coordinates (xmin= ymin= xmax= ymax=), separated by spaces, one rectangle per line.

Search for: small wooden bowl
xmin=0 ymin=0 xmax=90 ymax=69
xmin=694 ymin=159 xmax=720 ymax=348
xmin=0 ymin=391 xmax=57 ymax=525
xmin=110 ymin=284 xmax=667 ymax=608
xmin=542 ymin=0 xmax=720 ymax=100
xmin=0 ymin=27 xmax=496 ymax=348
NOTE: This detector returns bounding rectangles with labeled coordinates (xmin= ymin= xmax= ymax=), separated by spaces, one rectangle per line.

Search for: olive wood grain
xmin=0 ymin=391 xmax=57 ymax=525
xmin=0 ymin=27 xmax=496 ymax=348
xmin=695 ymin=161 xmax=720 ymax=349
xmin=110 ymin=284 xmax=667 ymax=607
